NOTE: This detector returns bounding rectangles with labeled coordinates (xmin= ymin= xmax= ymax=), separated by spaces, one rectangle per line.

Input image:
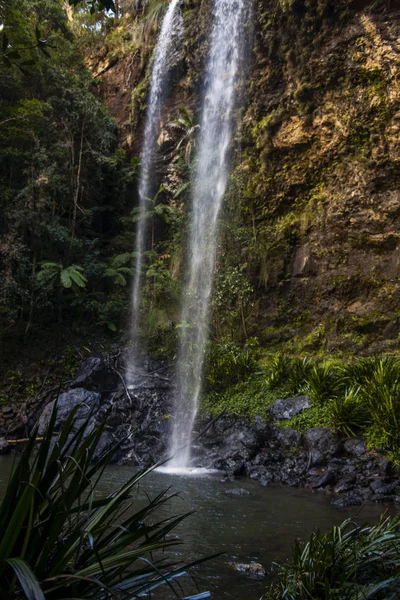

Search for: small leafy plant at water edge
xmin=263 ymin=516 xmax=400 ymax=599
xmin=0 ymin=404 xmax=211 ymax=600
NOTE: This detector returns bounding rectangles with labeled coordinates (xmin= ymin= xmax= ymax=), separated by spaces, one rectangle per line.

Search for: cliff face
xmin=92 ymin=0 xmax=400 ymax=356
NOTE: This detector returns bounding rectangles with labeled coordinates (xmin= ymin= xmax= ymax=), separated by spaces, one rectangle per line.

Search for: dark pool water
xmin=0 ymin=456 xmax=395 ymax=599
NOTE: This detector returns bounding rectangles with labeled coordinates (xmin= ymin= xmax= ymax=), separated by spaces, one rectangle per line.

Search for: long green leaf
xmin=5 ymin=558 xmax=45 ymax=600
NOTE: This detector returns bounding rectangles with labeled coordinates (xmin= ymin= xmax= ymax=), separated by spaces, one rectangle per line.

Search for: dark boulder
xmin=304 ymin=427 xmax=342 ymax=466
xmin=0 ymin=437 xmax=10 ymax=454
xmin=268 ymin=396 xmax=309 ymax=420
xmin=276 ymin=427 xmax=302 ymax=448
xmin=69 ymin=357 xmax=119 ymax=392
xmin=331 ymin=493 xmax=363 ymax=507
xmin=310 ymin=467 xmax=338 ymax=489
xmin=344 ymin=438 xmax=367 ymax=458
xmin=37 ymin=388 xmax=101 ymax=435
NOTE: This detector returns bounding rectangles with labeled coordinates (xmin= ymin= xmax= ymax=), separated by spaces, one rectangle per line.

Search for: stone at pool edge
xmin=224 ymin=488 xmax=251 ymax=496
xmin=268 ymin=395 xmax=309 ymax=420
xmin=228 ymin=562 xmax=266 ymax=578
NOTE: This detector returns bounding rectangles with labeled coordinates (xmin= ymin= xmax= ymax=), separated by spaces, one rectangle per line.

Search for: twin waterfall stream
xmin=130 ymin=0 xmax=248 ymax=469
xmin=129 ymin=0 xmax=183 ymax=378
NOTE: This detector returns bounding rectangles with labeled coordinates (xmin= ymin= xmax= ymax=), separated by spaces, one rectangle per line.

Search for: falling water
xmin=170 ymin=0 xmax=248 ymax=467
xmin=129 ymin=0 xmax=183 ymax=380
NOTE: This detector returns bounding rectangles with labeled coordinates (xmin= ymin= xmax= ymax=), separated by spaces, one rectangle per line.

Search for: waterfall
xmin=128 ymin=0 xmax=183 ymax=381
xmin=170 ymin=0 xmax=247 ymax=467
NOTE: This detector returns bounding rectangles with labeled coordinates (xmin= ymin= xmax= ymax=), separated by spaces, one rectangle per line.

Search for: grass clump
xmin=302 ymin=361 xmax=342 ymax=406
xmin=0 ymin=404 xmax=210 ymax=600
xmin=204 ymin=338 xmax=259 ymax=391
xmin=263 ymin=515 xmax=400 ymax=600
xmin=328 ymin=386 xmax=370 ymax=437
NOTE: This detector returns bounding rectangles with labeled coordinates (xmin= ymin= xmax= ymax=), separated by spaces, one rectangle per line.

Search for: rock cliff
xmin=90 ymin=0 xmax=400 ymax=355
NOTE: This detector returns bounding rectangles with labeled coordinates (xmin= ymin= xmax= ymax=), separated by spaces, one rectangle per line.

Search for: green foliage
xmin=204 ymin=338 xmax=259 ymax=392
xmin=102 ymin=252 xmax=134 ymax=286
xmin=303 ymin=362 xmax=342 ymax=406
xmin=167 ymin=107 xmax=200 ymax=164
xmin=279 ymin=403 xmax=331 ymax=434
xmin=37 ymin=263 xmax=87 ymax=290
xmin=202 ymin=374 xmax=279 ymax=420
xmin=0 ymin=0 xmax=145 ymax=345
xmin=328 ymin=386 xmax=370 ymax=438
xmin=211 ymin=266 xmax=253 ymax=341
xmin=287 ymin=356 xmax=313 ymax=395
xmin=263 ymin=516 xmax=400 ymax=600
xmin=0 ymin=403 xmax=210 ymax=599
xmin=69 ymin=0 xmax=116 ymax=14
xmin=265 ymin=353 xmax=292 ymax=389
xmin=360 ymin=358 xmax=400 ymax=452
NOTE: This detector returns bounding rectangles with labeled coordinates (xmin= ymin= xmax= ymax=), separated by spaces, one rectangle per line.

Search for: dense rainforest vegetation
xmin=0 ymin=0 xmax=138 ymax=357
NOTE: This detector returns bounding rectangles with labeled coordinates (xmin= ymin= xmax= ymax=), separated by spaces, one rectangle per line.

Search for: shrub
xmin=204 ymin=339 xmax=258 ymax=391
xmin=0 ymin=404 xmax=210 ymax=600
xmin=263 ymin=516 xmax=400 ymax=599
xmin=303 ymin=362 xmax=342 ymax=406
xmin=265 ymin=353 xmax=292 ymax=389
xmin=341 ymin=356 xmax=400 ymax=388
xmin=360 ymin=359 xmax=400 ymax=452
xmin=286 ymin=356 xmax=313 ymax=395
xmin=328 ymin=386 xmax=370 ymax=437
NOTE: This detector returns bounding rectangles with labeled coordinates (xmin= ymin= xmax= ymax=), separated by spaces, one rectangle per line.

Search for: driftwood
xmin=7 ymin=437 xmax=44 ymax=444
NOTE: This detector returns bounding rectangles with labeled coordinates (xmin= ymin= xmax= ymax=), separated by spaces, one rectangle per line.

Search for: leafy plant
xmin=329 ymin=386 xmax=370 ymax=437
xmin=0 ymin=404 xmax=211 ymax=599
xmin=303 ymin=362 xmax=342 ymax=406
xmin=167 ymin=107 xmax=200 ymax=164
xmin=205 ymin=340 xmax=259 ymax=391
xmin=102 ymin=252 xmax=134 ymax=286
xmin=340 ymin=356 xmax=400 ymax=388
xmin=286 ymin=356 xmax=313 ymax=395
xmin=265 ymin=353 xmax=292 ymax=389
xmin=37 ymin=262 xmax=87 ymax=291
xmin=263 ymin=516 xmax=400 ymax=600
xmin=361 ymin=358 xmax=400 ymax=452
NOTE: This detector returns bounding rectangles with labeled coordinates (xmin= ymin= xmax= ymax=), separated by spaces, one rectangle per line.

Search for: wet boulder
xmin=304 ymin=427 xmax=342 ymax=466
xmin=69 ymin=357 xmax=119 ymax=392
xmin=228 ymin=562 xmax=266 ymax=578
xmin=344 ymin=438 xmax=367 ymax=458
xmin=268 ymin=396 xmax=309 ymax=420
xmin=37 ymin=388 xmax=101 ymax=435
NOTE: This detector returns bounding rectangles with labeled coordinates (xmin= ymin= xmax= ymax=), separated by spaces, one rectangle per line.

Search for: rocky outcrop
xmin=32 ymin=354 xmax=174 ymax=466
xmin=194 ymin=412 xmax=400 ymax=507
xmin=7 ymin=355 xmax=396 ymax=507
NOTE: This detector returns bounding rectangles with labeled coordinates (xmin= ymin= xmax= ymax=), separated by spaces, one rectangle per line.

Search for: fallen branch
xmin=7 ymin=437 xmax=44 ymax=444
